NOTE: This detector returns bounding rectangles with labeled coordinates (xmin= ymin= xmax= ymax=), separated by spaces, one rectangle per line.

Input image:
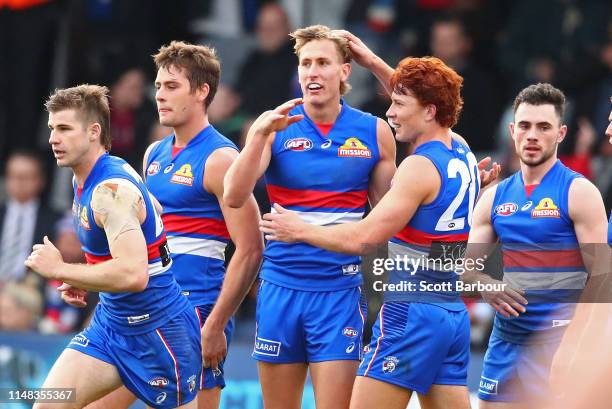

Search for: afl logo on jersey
xmin=495 ymin=202 xmax=518 ymax=216
xmin=531 ymin=198 xmax=560 ymax=218
xmin=147 ymin=161 xmax=161 ymax=176
xmin=338 ymin=137 xmax=372 ymax=158
xmin=170 ymin=164 xmax=194 ymax=186
xmin=285 ymin=137 xmax=313 ymax=151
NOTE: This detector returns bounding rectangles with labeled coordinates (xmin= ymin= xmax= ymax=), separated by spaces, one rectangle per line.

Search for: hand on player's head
xmin=335 ymin=30 xmax=376 ymax=69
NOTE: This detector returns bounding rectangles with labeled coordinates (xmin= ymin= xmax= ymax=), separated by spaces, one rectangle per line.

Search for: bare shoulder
xmin=478 ymin=183 xmax=498 ymax=207
xmin=450 ymin=131 xmax=469 ymax=148
xmin=91 ymin=179 xmax=143 ymax=215
xmin=568 ymin=177 xmax=605 ymax=217
xmin=396 ymin=154 xmax=438 ymax=184
xmin=207 ymin=147 xmax=239 ymax=172
xmin=376 ymin=117 xmax=394 ymax=143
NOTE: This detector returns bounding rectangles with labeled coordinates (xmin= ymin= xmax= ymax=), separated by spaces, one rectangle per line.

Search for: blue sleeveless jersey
xmin=262 ymin=101 xmax=379 ymax=291
xmin=145 ymin=126 xmax=237 ymax=305
xmin=386 ymin=139 xmax=480 ymax=311
xmin=491 ymin=160 xmax=586 ymax=344
xmin=73 ymin=154 xmax=189 ymax=334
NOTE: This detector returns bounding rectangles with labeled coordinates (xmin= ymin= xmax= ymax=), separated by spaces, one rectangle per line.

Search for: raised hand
xmin=253 ymin=98 xmax=304 ymax=136
xmin=478 ymin=156 xmax=501 ymax=188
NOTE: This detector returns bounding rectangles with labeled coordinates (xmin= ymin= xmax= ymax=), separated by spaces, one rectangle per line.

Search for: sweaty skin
xmin=91 ymin=181 xmax=145 ymax=245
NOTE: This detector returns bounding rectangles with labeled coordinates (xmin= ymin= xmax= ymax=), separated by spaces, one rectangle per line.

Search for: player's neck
xmin=413 ymin=124 xmax=452 ymax=150
xmin=172 ymin=114 xmax=210 ymax=148
xmin=520 ymin=155 xmax=558 ymax=185
xmin=304 ymin=100 xmax=342 ymax=124
xmin=73 ymin=147 xmax=106 ymax=187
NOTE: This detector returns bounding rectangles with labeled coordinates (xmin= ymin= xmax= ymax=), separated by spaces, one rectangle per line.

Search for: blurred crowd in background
xmin=0 ymin=0 xmax=611 ymax=348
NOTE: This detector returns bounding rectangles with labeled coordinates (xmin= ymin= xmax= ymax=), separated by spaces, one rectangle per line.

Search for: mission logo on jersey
xmin=170 ymin=164 xmax=194 ymax=186
xmin=338 ymin=137 xmax=372 ymax=158
xmin=531 ymin=197 xmax=560 ymax=218
xmin=79 ymin=206 xmax=91 ymax=230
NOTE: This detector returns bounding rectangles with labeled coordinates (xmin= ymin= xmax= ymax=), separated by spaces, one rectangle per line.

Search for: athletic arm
xmin=224 ymin=98 xmax=304 ymax=208
xmin=26 ymin=181 xmax=149 ymax=293
xmin=367 ymin=118 xmax=396 ymax=206
xmin=339 ymin=30 xmax=395 ymax=95
xmin=261 ymin=155 xmax=437 ymax=255
xmin=463 ymin=186 xmax=527 ymax=317
xmin=551 ymin=178 xmax=609 ymax=392
xmin=568 ymin=177 xmax=609 ymax=279
xmin=202 ymin=148 xmax=264 ymax=367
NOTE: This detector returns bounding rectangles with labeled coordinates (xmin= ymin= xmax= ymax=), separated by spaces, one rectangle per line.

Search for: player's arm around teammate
xmin=261 ymin=150 xmax=473 ymax=409
xmin=261 ymin=154 xmax=435 ymax=254
xmin=340 ymin=29 xmax=501 ymax=187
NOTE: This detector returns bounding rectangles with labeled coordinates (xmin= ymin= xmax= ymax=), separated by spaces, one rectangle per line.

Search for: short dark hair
xmin=513 ymin=83 xmax=566 ymax=120
xmin=153 ymin=41 xmax=220 ymax=108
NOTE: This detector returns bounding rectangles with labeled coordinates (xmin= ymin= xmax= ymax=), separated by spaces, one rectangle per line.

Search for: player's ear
xmin=197 ymin=83 xmax=210 ymax=104
xmin=424 ymin=104 xmax=437 ymax=122
xmin=341 ymin=62 xmax=351 ymax=82
xmin=89 ymin=123 xmax=101 ymax=143
xmin=557 ymin=124 xmax=568 ymax=143
xmin=509 ymin=122 xmax=515 ymax=141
